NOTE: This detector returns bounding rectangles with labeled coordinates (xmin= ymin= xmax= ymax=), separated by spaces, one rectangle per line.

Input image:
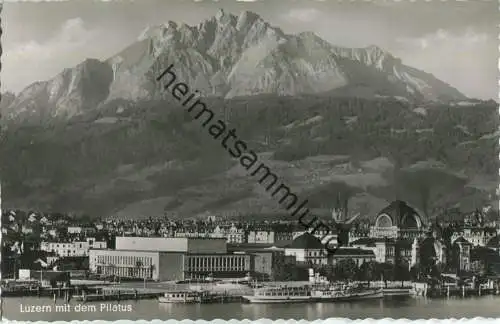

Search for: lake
xmin=3 ymin=296 xmax=500 ymax=321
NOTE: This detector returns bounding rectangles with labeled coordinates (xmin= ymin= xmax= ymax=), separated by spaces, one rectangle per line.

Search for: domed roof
xmin=288 ymin=233 xmax=324 ymax=249
xmin=375 ymin=200 xmax=422 ymax=229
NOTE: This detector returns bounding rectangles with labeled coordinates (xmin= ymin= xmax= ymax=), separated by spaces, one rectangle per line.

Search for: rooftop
xmin=287 ymin=233 xmax=324 ymax=249
xmin=331 ymin=248 xmax=375 ymax=256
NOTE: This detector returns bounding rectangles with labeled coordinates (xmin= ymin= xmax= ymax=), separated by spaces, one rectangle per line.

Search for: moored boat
xmin=311 ymin=283 xmax=383 ymax=302
xmin=243 ymin=283 xmax=384 ymax=304
xmin=242 ymin=285 xmax=312 ymax=303
xmin=158 ymin=291 xmax=200 ymax=303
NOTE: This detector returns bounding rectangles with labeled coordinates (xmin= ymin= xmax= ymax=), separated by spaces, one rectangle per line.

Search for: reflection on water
xmin=3 ymin=296 xmax=500 ymax=321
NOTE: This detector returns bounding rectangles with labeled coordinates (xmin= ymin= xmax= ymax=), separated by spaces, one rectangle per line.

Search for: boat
xmin=311 ymin=283 xmax=383 ymax=301
xmin=242 ymin=285 xmax=313 ymax=303
xmin=158 ymin=291 xmax=201 ymax=303
xmin=243 ymin=283 xmax=383 ymax=304
xmin=382 ymin=287 xmax=411 ymax=296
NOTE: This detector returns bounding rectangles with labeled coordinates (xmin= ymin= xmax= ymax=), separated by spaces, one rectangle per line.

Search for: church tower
xmin=332 ymin=192 xmax=344 ymax=222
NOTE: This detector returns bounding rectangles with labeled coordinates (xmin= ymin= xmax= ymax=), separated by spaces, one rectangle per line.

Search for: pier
xmin=411 ymin=283 xmax=499 ymax=298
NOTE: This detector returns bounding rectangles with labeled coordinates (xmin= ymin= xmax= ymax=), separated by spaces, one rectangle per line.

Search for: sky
xmin=2 ymin=0 xmax=498 ymax=100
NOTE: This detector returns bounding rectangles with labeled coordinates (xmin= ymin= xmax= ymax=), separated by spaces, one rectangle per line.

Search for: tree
xmin=410 ymin=263 xmax=424 ymax=282
xmin=378 ymin=262 xmax=395 ymax=287
xmin=319 ymin=264 xmax=336 ymax=282
xmin=394 ymin=262 xmax=410 ymax=287
xmin=357 ymin=261 xmax=378 ymax=286
xmin=334 ymin=259 xmax=358 ymax=281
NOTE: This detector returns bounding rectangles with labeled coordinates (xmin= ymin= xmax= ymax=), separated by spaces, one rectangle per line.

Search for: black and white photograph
xmin=0 ymin=0 xmax=499 ymax=321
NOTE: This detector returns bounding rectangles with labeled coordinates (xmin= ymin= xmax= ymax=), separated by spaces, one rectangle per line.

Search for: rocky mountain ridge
xmin=2 ymin=9 xmax=468 ymax=123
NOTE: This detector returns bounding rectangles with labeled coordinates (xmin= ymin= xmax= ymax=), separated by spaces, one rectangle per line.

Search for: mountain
xmin=1 ymin=10 xmax=495 ymax=221
xmin=2 ymin=9 xmax=467 ymax=123
xmin=0 ymin=95 xmax=497 ymax=220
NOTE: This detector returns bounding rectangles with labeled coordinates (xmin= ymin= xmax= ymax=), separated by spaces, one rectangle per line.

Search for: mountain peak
xmin=215 ymin=8 xmax=236 ymax=24
xmin=215 ymin=8 xmax=226 ymax=19
xmin=237 ymin=10 xmax=262 ymax=29
xmin=298 ymin=31 xmax=320 ymax=38
xmin=166 ymin=20 xmax=178 ymax=29
xmin=365 ymin=44 xmax=390 ymax=58
xmin=4 ymin=10 xmax=468 ymax=122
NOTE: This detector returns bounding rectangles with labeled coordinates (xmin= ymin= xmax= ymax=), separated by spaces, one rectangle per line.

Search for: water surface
xmin=4 ymin=296 xmax=500 ymax=321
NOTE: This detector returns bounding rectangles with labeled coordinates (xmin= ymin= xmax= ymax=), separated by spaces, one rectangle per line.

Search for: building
xmin=176 ymin=224 xmax=246 ymax=244
xmin=41 ymin=238 xmax=107 ymax=257
xmin=350 ymin=236 xmax=418 ymax=269
xmin=350 ymin=238 xmax=396 ymax=264
xmin=89 ymin=236 xmax=251 ymax=281
xmin=230 ymin=246 xmax=294 ymax=279
xmin=274 ymin=231 xmax=294 ymax=245
xmin=115 ymin=237 xmax=226 ymax=253
xmin=329 ymin=248 xmax=376 ymax=266
xmin=294 ymin=229 xmax=338 ymax=247
xmin=247 ymin=230 xmax=275 ymax=244
xmin=89 ymin=250 xmax=181 ymax=280
xmin=89 ymin=249 xmax=253 ymax=281
xmin=370 ymin=200 xmax=424 ymax=239
xmin=214 ymin=224 xmax=246 ymax=244
xmin=184 ymin=253 xmax=253 ymax=279
xmin=453 ymin=237 xmax=472 ymax=272
xmin=67 ymin=226 xmax=96 ymax=235
xmin=285 ymin=233 xmax=327 ymax=266
xmin=18 ymin=269 xmax=70 ymax=287
xmin=451 ymin=227 xmax=497 ymax=247
xmin=486 ymin=236 xmax=500 ymax=255
xmin=394 ymin=238 xmax=414 ymax=267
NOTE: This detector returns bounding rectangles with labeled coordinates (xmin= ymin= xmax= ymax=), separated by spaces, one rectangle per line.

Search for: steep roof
xmin=351 ymin=237 xmax=395 ymax=247
xmin=351 ymin=238 xmax=375 ymax=245
xmin=288 ymin=233 xmax=323 ymax=249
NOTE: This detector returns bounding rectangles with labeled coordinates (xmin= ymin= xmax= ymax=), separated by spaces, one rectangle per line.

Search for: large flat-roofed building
xmin=89 ymin=249 xmax=253 ymax=281
xmin=184 ymin=253 xmax=253 ymax=279
xmin=89 ymin=249 xmax=184 ymax=281
xmin=115 ymin=237 xmax=227 ymax=253
xmin=89 ymin=237 xmax=246 ymax=281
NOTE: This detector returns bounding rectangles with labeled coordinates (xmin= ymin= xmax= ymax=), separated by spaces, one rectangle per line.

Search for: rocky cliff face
xmin=3 ymin=59 xmax=113 ymax=123
xmin=2 ymin=9 xmax=467 ymax=122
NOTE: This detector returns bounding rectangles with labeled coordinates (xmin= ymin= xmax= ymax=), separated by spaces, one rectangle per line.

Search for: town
xmin=2 ymin=199 xmax=500 ymax=302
